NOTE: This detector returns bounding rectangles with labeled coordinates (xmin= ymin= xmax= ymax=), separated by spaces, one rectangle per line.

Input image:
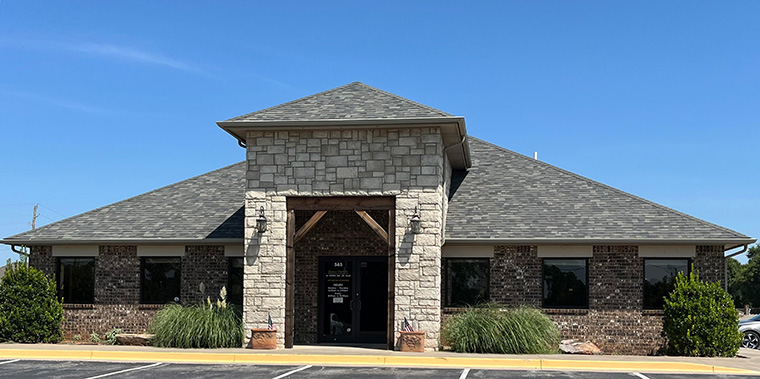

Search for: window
xmin=542 ymin=259 xmax=588 ymax=308
xmin=141 ymin=257 xmax=181 ymax=304
xmin=228 ymin=257 xmax=244 ymax=306
xmin=443 ymin=258 xmax=489 ymax=307
xmin=57 ymin=257 xmax=95 ymax=304
xmin=644 ymin=259 xmax=690 ymax=309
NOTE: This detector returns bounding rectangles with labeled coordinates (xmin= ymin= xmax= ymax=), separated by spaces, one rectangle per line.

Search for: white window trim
xmin=224 ymin=245 xmax=244 ymax=257
xmin=537 ymin=245 xmax=592 ymax=258
xmin=441 ymin=245 xmax=494 ymax=258
xmin=52 ymin=245 xmax=99 ymax=257
xmin=638 ymin=246 xmax=695 ymax=258
xmin=137 ymin=245 xmax=185 ymax=257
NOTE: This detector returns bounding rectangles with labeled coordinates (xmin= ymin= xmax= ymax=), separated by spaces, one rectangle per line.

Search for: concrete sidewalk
xmin=0 ymin=343 xmax=758 ymax=375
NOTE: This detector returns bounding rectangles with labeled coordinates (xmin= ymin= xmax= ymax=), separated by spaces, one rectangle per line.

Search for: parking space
xmin=0 ymin=360 xmax=757 ymax=379
xmin=0 ymin=360 xmax=148 ymax=379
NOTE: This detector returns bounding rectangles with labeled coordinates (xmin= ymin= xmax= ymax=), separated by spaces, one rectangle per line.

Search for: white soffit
xmin=537 ymin=246 xmax=593 ymax=258
xmin=225 ymin=245 xmax=244 ymax=257
xmin=52 ymin=245 xmax=99 ymax=257
xmin=638 ymin=245 xmax=695 ymax=258
xmin=137 ymin=245 xmax=185 ymax=257
xmin=441 ymin=245 xmax=494 ymax=258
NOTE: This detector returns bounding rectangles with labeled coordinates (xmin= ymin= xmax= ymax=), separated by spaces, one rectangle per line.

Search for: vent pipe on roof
xmin=534 ymin=152 xmax=538 ymax=160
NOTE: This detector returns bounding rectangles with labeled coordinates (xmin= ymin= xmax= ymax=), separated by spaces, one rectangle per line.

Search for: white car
xmin=740 ymin=314 xmax=760 ymax=349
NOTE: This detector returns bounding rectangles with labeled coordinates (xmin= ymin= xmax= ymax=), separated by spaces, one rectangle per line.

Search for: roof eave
xmin=443 ymin=237 xmax=757 ymax=246
xmin=0 ymin=238 xmax=244 ymax=246
xmin=217 ymin=116 xmax=471 ymax=169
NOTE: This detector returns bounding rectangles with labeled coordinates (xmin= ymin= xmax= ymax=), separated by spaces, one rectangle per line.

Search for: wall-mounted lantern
xmin=256 ymin=206 xmax=268 ymax=233
xmin=410 ymin=206 xmax=421 ymax=234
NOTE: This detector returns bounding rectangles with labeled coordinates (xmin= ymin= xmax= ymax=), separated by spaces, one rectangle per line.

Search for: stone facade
xmin=243 ymin=128 xmax=450 ymax=349
xmin=29 ymin=244 xmax=231 ymax=339
xmin=467 ymin=244 xmax=725 ymax=354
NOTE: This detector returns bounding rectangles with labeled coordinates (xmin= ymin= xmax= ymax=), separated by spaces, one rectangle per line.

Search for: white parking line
xmin=83 ymin=362 xmax=163 ymax=379
xmin=631 ymin=373 xmax=651 ymax=379
xmin=272 ymin=365 xmax=313 ymax=379
xmin=459 ymin=368 xmax=470 ymax=379
xmin=0 ymin=359 xmax=20 ymax=365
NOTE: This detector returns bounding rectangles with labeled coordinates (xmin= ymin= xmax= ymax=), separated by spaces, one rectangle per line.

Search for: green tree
xmin=0 ymin=261 xmax=64 ymax=343
xmin=727 ymin=257 xmax=746 ymax=308
xmin=663 ymin=267 xmax=741 ymax=357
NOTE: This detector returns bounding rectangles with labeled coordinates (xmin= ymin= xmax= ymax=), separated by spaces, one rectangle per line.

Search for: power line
xmin=38 ymin=204 xmax=67 ymax=218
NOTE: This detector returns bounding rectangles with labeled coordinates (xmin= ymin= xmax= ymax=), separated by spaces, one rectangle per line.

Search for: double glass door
xmin=318 ymin=256 xmax=388 ymax=343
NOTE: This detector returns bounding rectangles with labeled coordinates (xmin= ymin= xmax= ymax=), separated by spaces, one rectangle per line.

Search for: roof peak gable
xmin=224 ymin=81 xmax=453 ymax=122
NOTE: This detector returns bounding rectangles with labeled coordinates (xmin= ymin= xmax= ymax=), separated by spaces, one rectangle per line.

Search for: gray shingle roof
xmin=3 ymin=139 xmax=752 ymax=245
xmin=225 ymin=82 xmax=452 ymax=122
xmin=3 ymin=162 xmax=245 ymax=243
xmin=446 ymin=138 xmax=752 ymax=241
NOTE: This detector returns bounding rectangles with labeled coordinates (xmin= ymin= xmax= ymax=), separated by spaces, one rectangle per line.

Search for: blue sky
xmin=1 ymin=1 xmax=758 ymax=264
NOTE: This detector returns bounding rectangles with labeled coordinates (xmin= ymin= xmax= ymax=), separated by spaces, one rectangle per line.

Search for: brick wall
xmin=29 ymin=246 xmax=54 ymax=277
xmin=293 ymin=210 xmax=387 ymax=344
xmin=96 ymin=245 xmax=139 ymax=304
xmin=696 ymin=245 xmax=724 ymax=284
xmin=480 ymin=244 xmax=725 ymax=355
xmin=28 ymin=244 xmax=231 ymax=338
xmin=182 ymin=245 xmax=228 ymax=304
xmin=489 ymin=246 xmax=540 ymax=307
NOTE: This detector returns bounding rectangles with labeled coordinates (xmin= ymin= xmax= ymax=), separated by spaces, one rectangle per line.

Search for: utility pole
xmin=31 ymin=203 xmax=39 ymax=230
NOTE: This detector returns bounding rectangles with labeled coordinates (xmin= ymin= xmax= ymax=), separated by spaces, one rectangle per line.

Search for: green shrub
xmin=441 ymin=304 xmax=560 ymax=354
xmin=663 ymin=268 xmax=742 ymax=357
xmin=104 ymin=328 xmax=123 ymax=345
xmin=89 ymin=332 xmax=101 ymax=344
xmin=149 ymin=287 xmax=244 ymax=348
xmin=0 ymin=261 xmax=63 ymax=343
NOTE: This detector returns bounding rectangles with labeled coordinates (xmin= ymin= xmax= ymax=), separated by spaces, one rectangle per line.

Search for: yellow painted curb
xmin=539 ymin=359 xmax=754 ymax=374
xmin=0 ymin=349 xmax=756 ymax=375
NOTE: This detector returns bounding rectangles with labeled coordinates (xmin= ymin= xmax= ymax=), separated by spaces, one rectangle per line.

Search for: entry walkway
xmin=0 ymin=344 xmax=757 ymax=375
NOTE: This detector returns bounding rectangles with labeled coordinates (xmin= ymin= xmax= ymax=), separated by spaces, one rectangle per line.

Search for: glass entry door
xmin=318 ymin=256 xmax=388 ymax=343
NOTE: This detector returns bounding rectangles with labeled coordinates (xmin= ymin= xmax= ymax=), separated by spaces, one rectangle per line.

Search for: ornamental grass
xmin=441 ymin=304 xmax=559 ymax=354
xmin=149 ymin=287 xmax=244 ymax=348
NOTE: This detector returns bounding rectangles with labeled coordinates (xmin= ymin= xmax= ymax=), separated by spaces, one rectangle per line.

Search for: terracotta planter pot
xmin=249 ymin=329 xmax=277 ymax=349
xmin=399 ymin=331 xmax=425 ymax=352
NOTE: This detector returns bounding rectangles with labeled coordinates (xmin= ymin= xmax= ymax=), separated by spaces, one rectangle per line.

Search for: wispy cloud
xmin=1 ymin=90 xmax=111 ymax=114
xmin=68 ymin=43 xmax=203 ymax=74
xmin=0 ymin=37 xmax=204 ymax=75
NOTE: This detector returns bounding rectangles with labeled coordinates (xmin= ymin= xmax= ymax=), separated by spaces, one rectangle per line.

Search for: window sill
xmin=642 ymin=309 xmax=665 ymax=316
xmin=138 ymin=304 xmax=166 ymax=310
xmin=62 ymin=303 xmax=94 ymax=309
xmin=442 ymin=307 xmax=470 ymax=314
xmin=542 ymin=308 xmax=589 ymax=315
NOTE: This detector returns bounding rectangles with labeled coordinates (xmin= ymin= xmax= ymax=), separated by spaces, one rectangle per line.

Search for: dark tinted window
xmin=141 ymin=257 xmax=181 ymax=304
xmin=644 ymin=259 xmax=689 ymax=309
xmin=444 ymin=258 xmax=489 ymax=307
xmin=543 ymin=259 xmax=588 ymax=308
xmin=228 ymin=257 xmax=244 ymax=306
xmin=57 ymin=258 xmax=95 ymax=304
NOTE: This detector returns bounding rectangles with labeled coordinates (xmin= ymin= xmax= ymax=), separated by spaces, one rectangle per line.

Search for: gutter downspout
xmin=237 ymin=138 xmax=247 ymax=149
xmin=10 ymin=245 xmax=29 ymax=268
xmin=724 ymin=244 xmax=749 ymax=292
xmin=440 ymin=134 xmax=467 ymax=246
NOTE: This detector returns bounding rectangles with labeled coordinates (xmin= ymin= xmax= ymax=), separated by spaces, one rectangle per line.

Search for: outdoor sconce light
xmin=410 ymin=206 xmax=421 ymax=234
xmin=256 ymin=206 xmax=267 ymax=233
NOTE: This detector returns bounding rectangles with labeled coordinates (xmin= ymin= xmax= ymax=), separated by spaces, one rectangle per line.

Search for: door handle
xmin=350 ymin=300 xmax=355 ymax=310
xmin=356 ymin=299 xmax=362 ymax=311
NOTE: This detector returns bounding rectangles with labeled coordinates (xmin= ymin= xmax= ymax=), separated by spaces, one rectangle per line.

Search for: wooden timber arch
xmin=285 ymin=196 xmax=396 ymax=349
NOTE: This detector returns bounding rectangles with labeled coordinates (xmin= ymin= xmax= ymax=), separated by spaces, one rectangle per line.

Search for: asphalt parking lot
xmin=0 ymin=360 xmax=758 ymax=379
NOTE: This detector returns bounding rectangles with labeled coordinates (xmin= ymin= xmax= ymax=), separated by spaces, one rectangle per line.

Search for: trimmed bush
xmin=0 ymin=262 xmax=64 ymax=343
xmin=663 ymin=268 xmax=741 ymax=357
xmin=149 ymin=288 xmax=244 ymax=348
xmin=441 ymin=305 xmax=560 ymax=354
